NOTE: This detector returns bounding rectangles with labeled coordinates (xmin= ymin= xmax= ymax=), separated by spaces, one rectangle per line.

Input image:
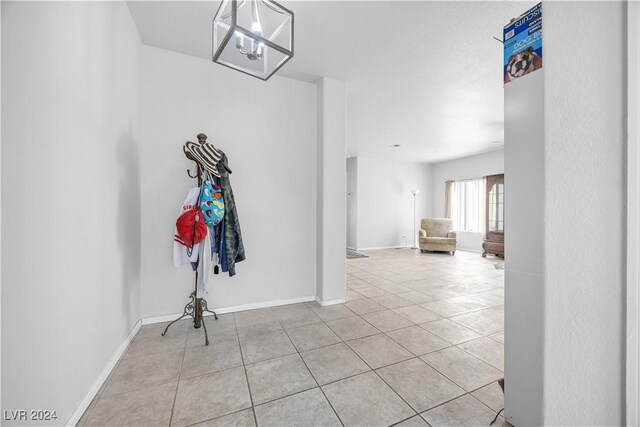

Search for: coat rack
xmin=162 ymin=133 xmax=219 ymax=345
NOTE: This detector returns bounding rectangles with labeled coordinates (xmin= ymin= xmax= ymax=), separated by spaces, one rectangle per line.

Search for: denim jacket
xmin=216 ymin=151 xmax=245 ymax=276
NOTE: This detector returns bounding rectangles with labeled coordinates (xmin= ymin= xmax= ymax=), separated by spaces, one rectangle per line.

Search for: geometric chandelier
xmin=212 ymin=0 xmax=294 ymax=81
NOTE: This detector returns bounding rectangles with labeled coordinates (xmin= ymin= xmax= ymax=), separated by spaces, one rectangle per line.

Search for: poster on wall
xmin=503 ymin=3 xmax=542 ymax=84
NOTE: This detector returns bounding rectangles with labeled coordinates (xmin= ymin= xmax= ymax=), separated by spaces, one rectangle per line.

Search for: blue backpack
xmin=200 ymin=172 xmax=225 ymax=225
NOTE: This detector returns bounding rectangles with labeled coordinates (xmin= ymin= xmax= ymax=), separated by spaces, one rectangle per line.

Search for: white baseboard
xmin=315 ymin=296 xmax=346 ymax=306
xmin=141 ymin=295 xmax=317 ymax=325
xmin=356 ymin=246 xmax=406 ymax=250
xmin=66 ymin=319 xmax=142 ymax=427
xmin=357 ymin=246 xmax=482 ymax=253
xmin=67 ymin=294 xmax=338 ymax=425
xmin=457 ymin=247 xmax=483 ymax=254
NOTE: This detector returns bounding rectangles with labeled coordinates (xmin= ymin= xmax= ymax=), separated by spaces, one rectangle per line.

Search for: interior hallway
xmin=79 ymin=249 xmax=505 ymax=426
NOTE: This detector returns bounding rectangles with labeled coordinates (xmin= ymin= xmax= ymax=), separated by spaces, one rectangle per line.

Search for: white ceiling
xmin=128 ymin=1 xmax=530 ymax=163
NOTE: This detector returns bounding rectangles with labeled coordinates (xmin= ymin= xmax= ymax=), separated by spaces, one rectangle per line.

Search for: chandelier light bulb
xmin=233 ymin=0 xmax=264 ymax=61
xmin=235 ymin=31 xmax=245 ymax=49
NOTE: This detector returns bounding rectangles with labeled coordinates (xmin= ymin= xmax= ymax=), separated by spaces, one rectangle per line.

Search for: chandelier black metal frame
xmin=212 ymin=0 xmax=294 ymax=81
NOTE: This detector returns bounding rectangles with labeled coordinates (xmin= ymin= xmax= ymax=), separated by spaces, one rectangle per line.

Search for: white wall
xmin=504 ymin=71 xmax=545 ymax=426
xmin=316 ymin=78 xmax=347 ymax=304
xmin=0 ymin=1 xmax=3 ymax=413
xmin=627 ymin=3 xmax=640 ymax=424
xmin=429 ymin=150 xmax=504 ymax=252
xmin=504 ymin=2 xmax=628 ymax=425
xmin=346 ymin=157 xmax=357 ymax=249
xmin=543 ymin=2 xmax=626 ymax=424
xmin=140 ymin=46 xmax=318 ymax=318
xmin=352 ymin=148 xmax=502 ymax=253
xmin=430 ymin=150 xmax=504 ymax=218
xmin=355 ymin=157 xmax=431 ymax=249
xmin=1 ymin=2 xmax=142 ymax=425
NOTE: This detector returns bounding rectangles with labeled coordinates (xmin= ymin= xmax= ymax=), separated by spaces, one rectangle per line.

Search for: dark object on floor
xmin=346 ymin=249 xmax=368 ymax=259
xmin=420 ymin=249 xmax=455 ymax=255
xmin=490 ymin=379 xmax=505 ymax=426
xmin=490 ymin=408 xmax=505 ymax=425
xmin=483 ymin=241 xmax=505 ymax=258
xmin=494 ymin=262 xmax=505 ymax=270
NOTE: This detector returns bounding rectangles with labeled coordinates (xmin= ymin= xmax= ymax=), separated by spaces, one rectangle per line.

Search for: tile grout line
xmin=310 ymin=312 xmax=423 ymax=424
xmin=180 ymin=314 xmax=258 ymax=427
xmin=78 ymin=338 xmax=133 ymax=425
xmin=92 ymin=323 xmax=190 ymax=398
xmin=396 ymin=339 xmax=504 ymax=418
xmin=336 ymin=321 xmax=433 ymax=423
xmin=467 ymin=392 xmax=506 ymax=421
xmin=94 ymin=360 xmax=187 ymax=400
xmin=271 ymin=258 xmax=503 ymax=421
xmin=415 ymin=380 xmax=505 ymax=421
xmin=86 ymin=250 xmax=504 ymax=426
xmin=245 ymin=309 xmax=433 ymax=423
xmin=317 ymin=319 xmax=421 ymax=425
xmin=348 ymin=291 xmax=500 ymax=317
xmin=182 ymin=407 xmax=253 ymax=427
xmin=348 ymin=254 xmax=505 ymax=422
xmin=279 ymin=322 xmax=346 ymax=427
xmin=118 ymin=301 xmax=500 ymax=374
xmin=455 ymin=340 xmax=505 ymax=372
xmin=161 ymin=317 xmax=503 ymax=422
xmin=168 ymin=321 xmax=190 ymax=427
xmin=321 ymin=304 xmax=503 ymax=387
xmin=334 ymin=315 xmax=432 ymax=419
xmin=231 ymin=312 xmax=259 ymax=427
xmin=402 ymin=337 xmax=504 ymax=418
xmin=415 ymin=321 xmax=490 ymax=346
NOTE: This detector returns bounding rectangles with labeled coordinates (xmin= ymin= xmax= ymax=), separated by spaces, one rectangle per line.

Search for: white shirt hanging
xmin=196 ymin=230 xmax=212 ymax=298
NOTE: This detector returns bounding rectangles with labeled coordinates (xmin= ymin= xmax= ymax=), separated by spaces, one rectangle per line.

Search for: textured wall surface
xmin=1 ymin=2 xmax=142 ymax=424
xmin=504 ymin=4 xmax=627 ymax=423
xmin=543 ymin=2 xmax=626 ymax=424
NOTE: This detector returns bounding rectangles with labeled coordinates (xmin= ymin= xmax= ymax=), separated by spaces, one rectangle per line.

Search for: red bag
xmin=176 ymin=208 xmax=207 ymax=248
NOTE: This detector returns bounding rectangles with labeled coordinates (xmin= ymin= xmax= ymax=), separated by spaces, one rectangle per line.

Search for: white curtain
xmin=444 ymin=181 xmax=455 ymax=218
xmin=450 ymin=179 xmax=483 ymax=232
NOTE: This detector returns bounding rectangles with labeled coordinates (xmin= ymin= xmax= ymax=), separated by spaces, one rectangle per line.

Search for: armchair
xmin=419 ymin=218 xmax=457 ymax=255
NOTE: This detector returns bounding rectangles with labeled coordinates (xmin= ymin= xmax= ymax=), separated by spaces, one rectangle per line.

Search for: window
xmin=445 ymin=178 xmax=483 ymax=232
xmin=488 ymin=182 xmax=504 ymax=231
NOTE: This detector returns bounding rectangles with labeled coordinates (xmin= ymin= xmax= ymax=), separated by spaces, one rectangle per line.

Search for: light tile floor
xmin=80 ymin=249 xmax=506 ymax=427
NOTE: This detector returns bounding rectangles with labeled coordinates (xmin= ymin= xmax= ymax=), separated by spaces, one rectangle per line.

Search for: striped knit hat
xmin=183 ymin=140 xmax=222 ymax=178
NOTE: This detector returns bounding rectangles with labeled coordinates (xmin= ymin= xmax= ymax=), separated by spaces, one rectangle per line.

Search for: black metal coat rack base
xmin=161 ymin=271 xmax=218 ymax=345
xmin=161 ymin=133 xmax=219 ymax=346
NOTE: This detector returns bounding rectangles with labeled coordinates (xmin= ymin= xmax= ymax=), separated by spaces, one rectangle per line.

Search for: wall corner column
xmin=316 ymin=77 xmax=347 ymax=305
